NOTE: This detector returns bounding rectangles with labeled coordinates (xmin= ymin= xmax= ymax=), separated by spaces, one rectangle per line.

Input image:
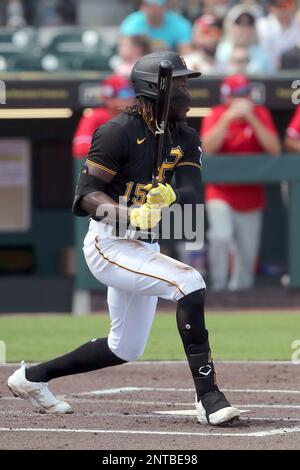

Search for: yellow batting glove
xmin=129 ymin=203 xmax=161 ymax=230
xmin=145 ymin=183 xmax=177 ymax=208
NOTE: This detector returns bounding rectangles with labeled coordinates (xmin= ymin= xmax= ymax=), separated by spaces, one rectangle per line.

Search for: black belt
xmin=90 ymin=218 xmax=159 ymax=244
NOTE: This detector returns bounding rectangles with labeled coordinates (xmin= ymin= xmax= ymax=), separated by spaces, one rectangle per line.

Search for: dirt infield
xmin=0 ymin=361 xmax=300 ymax=450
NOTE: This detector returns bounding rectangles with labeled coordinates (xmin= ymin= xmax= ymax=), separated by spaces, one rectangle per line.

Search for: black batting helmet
xmin=131 ymin=51 xmax=201 ymax=100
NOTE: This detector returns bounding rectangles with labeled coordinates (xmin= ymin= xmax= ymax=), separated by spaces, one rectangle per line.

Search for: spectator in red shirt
xmin=72 ymin=75 xmax=135 ymax=158
xmin=284 ymin=105 xmax=300 ymax=152
xmin=201 ymin=74 xmax=281 ymax=291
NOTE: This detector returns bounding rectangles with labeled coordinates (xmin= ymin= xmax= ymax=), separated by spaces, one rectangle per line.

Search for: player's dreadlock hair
xmin=124 ymin=96 xmax=156 ymax=134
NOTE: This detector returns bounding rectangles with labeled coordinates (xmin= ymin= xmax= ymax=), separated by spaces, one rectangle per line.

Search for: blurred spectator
xmin=72 ymin=75 xmax=135 ymax=158
xmin=110 ymin=35 xmax=151 ymax=77
xmin=181 ymin=0 xmax=203 ymax=23
xmin=120 ymin=0 xmax=192 ymax=54
xmin=228 ymin=45 xmax=251 ymax=74
xmin=280 ymin=37 xmax=300 ymax=70
xmin=56 ymin=0 xmax=77 ymax=25
xmin=201 ymin=74 xmax=280 ymax=291
xmin=217 ymin=4 xmax=273 ymax=74
xmin=0 ymin=3 xmax=6 ymax=25
xmin=239 ymin=0 xmax=264 ymax=15
xmin=34 ymin=0 xmax=77 ymax=26
xmin=284 ymin=105 xmax=300 ymax=152
xmin=257 ymin=0 xmax=300 ymax=69
xmin=22 ymin=0 xmax=35 ymax=25
xmin=184 ymin=15 xmax=224 ymax=74
xmin=35 ymin=0 xmax=61 ymax=25
xmin=202 ymin=0 xmax=234 ymax=22
xmin=6 ymin=0 xmax=26 ymax=27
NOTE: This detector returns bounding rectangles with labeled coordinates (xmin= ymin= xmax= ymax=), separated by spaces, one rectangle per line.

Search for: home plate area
xmin=0 ymin=361 xmax=300 ymax=450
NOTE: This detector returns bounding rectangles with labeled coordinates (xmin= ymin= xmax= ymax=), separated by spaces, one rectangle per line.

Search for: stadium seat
xmin=45 ymin=29 xmax=112 ymax=56
xmin=0 ymin=29 xmax=37 ymax=53
xmin=77 ymin=53 xmax=112 ymax=71
xmin=41 ymin=28 xmax=113 ymax=72
xmin=41 ymin=53 xmax=69 ymax=72
xmin=0 ymin=29 xmax=42 ymax=71
xmin=0 ymin=28 xmax=113 ymax=72
xmin=11 ymin=54 xmax=44 ymax=72
xmin=0 ymin=53 xmax=43 ymax=72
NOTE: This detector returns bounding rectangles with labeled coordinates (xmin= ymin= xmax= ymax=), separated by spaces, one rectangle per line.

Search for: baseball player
xmin=8 ymin=51 xmax=240 ymax=426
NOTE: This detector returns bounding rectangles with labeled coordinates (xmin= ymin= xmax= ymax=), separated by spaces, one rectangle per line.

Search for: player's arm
xmin=72 ymin=123 xmax=161 ymax=229
xmin=175 ymin=130 xmax=203 ymax=205
xmin=73 ymin=163 xmax=161 ymax=229
xmin=174 ymin=164 xmax=203 ymax=206
xmin=72 ymin=122 xmax=129 ymax=223
xmin=77 ymin=163 xmax=129 ymax=223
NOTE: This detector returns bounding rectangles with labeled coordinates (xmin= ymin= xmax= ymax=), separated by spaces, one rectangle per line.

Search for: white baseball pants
xmin=83 ymin=220 xmax=206 ymax=362
xmin=206 ymin=199 xmax=263 ymax=291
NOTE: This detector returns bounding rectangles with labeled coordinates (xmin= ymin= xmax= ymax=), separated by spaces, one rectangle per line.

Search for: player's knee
xmin=179 ymin=267 xmax=206 ymax=297
xmin=109 ymin=342 xmax=145 ymax=362
xmin=179 ymin=287 xmax=205 ymax=310
xmin=126 ymin=344 xmax=146 ymax=362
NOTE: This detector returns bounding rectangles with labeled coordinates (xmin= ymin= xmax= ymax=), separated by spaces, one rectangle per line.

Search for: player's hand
xmin=129 ymin=203 xmax=161 ymax=230
xmin=145 ymin=183 xmax=177 ymax=208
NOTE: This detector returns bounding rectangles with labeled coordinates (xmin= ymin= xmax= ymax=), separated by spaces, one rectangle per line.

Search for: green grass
xmin=0 ymin=312 xmax=299 ymax=362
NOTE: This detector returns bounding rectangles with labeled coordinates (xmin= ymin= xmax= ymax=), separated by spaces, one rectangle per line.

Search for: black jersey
xmin=86 ymin=111 xmax=202 ymax=207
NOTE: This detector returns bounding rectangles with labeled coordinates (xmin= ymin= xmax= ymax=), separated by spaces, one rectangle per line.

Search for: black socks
xmin=25 ymin=338 xmax=126 ymax=383
xmin=176 ymin=289 xmax=208 ymax=346
xmin=186 ymin=344 xmax=216 ymax=401
xmin=176 ymin=289 xmax=216 ymax=401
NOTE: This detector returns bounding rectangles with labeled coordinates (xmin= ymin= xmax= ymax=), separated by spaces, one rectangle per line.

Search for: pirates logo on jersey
xmin=158 ymin=146 xmax=184 ymax=182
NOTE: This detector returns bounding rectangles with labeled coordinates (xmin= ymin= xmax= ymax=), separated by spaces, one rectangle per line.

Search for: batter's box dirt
xmin=0 ymin=361 xmax=300 ymax=450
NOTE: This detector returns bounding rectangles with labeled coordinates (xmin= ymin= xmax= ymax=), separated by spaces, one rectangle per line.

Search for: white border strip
xmin=0 ymin=426 xmax=300 ymax=438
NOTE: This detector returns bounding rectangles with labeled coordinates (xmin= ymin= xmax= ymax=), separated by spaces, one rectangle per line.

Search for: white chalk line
xmin=0 ymin=410 xmax=248 ymax=418
xmin=1 ymin=426 xmax=300 ymax=438
xmin=1 ymin=388 xmax=300 ymax=437
xmin=2 ymin=395 xmax=300 ymax=409
xmin=154 ymin=410 xmax=300 ymax=420
xmin=76 ymin=386 xmax=300 ymax=396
